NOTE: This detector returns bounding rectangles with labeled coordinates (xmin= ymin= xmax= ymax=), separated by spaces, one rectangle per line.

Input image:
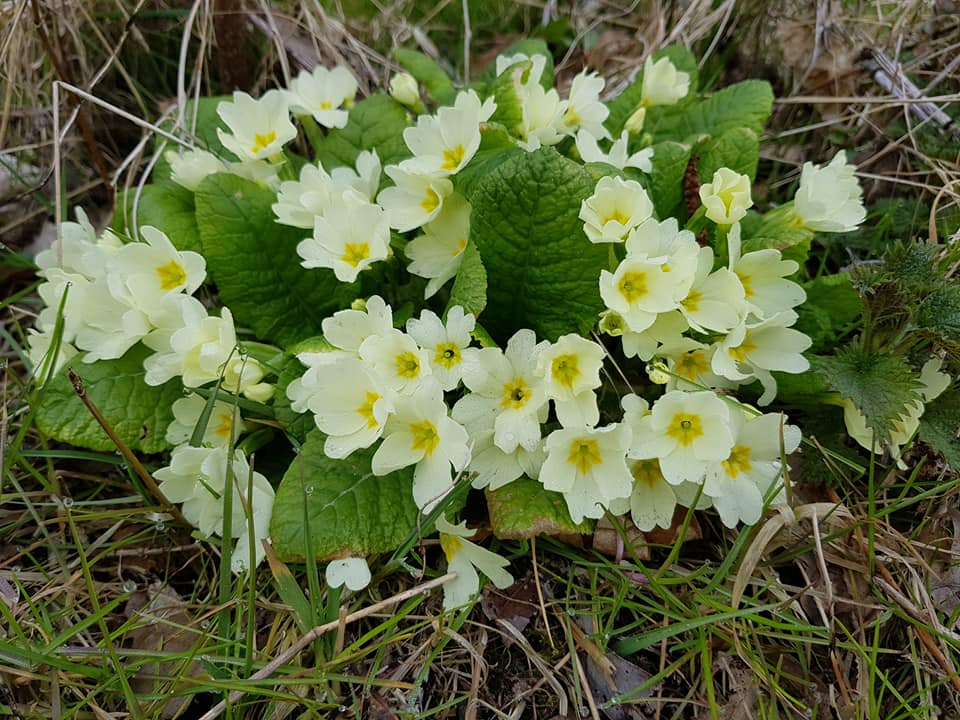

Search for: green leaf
xmin=194 ymin=173 xmax=358 ymax=347
xmin=469 ymin=148 xmax=607 ymax=342
xmin=605 ymin=45 xmax=699 ymax=137
xmin=488 ymin=59 xmax=532 ymax=135
xmin=35 ymin=345 xmax=182 ymax=453
xmin=486 ymin=477 xmax=593 ymax=539
xmin=647 ymin=80 xmax=774 ymax=144
xmin=393 ymin=48 xmax=456 ymax=105
xmin=645 ymin=141 xmax=691 ymax=219
xmin=314 ymin=94 xmax=411 ymax=170
xmin=914 ymin=284 xmax=960 ymax=347
xmin=697 ymin=127 xmax=760 ymax=182
xmin=918 ymin=390 xmax=960 ymax=470
xmin=794 ymin=273 xmax=863 ymax=352
xmin=446 ymin=240 xmax=487 ymax=318
xmin=453 ymin=134 xmax=522 ymax=200
xmin=813 ymin=346 xmax=923 ymax=441
xmin=113 ymin=182 xmax=202 ymax=254
xmin=269 ymin=431 xmax=420 ymax=561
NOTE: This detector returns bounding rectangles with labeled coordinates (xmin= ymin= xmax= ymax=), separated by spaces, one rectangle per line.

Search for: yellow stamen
xmin=421 ymin=188 xmax=441 ymax=214
xmin=501 ymin=378 xmax=532 ymax=410
xmin=156 ymin=260 xmax=187 ymax=291
xmin=722 ymin=445 xmax=752 ymax=478
xmin=341 ymin=242 xmax=370 ymax=267
xmin=214 ymin=412 xmax=234 ymax=440
xmin=567 ymin=438 xmax=603 ymax=474
xmin=564 ymin=107 xmax=582 ymax=127
xmin=396 ymin=351 xmax=421 ymax=379
xmin=666 ymin=412 xmax=703 ymax=447
xmin=434 ymin=342 xmax=461 ymax=369
xmin=320 ymin=101 xmax=333 ymax=110
xmin=251 ymin=130 xmax=277 ymax=154
xmin=440 ymin=533 xmax=462 ymax=562
xmin=551 ymin=354 xmax=580 ymax=389
xmin=441 ymin=144 xmax=466 ymax=172
xmin=617 ymin=271 xmax=648 ymax=303
xmin=605 ymin=209 xmax=631 ymax=227
xmin=357 ymin=392 xmax=381 ymax=429
xmin=410 ymin=419 xmax=440 ymax=456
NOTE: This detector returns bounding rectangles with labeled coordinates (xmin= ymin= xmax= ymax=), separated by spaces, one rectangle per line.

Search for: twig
xmin=196 ymin=572 xmax=456 ymax=720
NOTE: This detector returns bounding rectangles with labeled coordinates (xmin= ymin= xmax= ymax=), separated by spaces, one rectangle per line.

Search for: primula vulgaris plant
xmin=32 ymin=41 xmax=947 ymax=609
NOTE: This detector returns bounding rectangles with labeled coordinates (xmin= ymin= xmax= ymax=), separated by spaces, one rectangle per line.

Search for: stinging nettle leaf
xmin=194 ymin=173 xmax=359 ymax=348
xmin=918 ymin=390 xmax=960 ymax=470
xmin=468 ymin=147 xmax=608 ymax=343
xmin=36 ymin=345 xmax=182 ymax=454
xmin=269 ymin=431 xmax=421 ymax=562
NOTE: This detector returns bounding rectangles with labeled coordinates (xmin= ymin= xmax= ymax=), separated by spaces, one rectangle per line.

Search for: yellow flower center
xmin=320 ymin=101 xmax=333 ymax=110
xmin=666 ymin=412 xmax=703 ymax=447
xmin=434 ymin=342 xmax=461 ymax=369
xmin=421 ymin=188 xmax=441 ymax=214
xmin=674 ymin=350 xmax=709 ymax=381
xmin=251 ymin=130 xmax=277 ymax=154
xmin=735 ymin=271 xmax=754 ymax=298
xmin=341 ymin=242 xmax=370 ymax=267
xmin=617 ymin=270 xmax=649 ymax=304
xmin=551 ymin=353 xmax=580 ymax=389
xmin=395 ymin=352 xmax=421 ymax=379
xmin=681 ymin=290 xmax=702 ymax=313
xmin=721 ymin=445 xmax=753 ymax=478
xmin=156 ymin=260 xmax=187 ymax=291
xmin=214 ymin=412 xmax=234 ymax=440
xmin=455 ymin=238 xmax=467 ymax=254
xmin=567 ymin=438 xmax=603 ymax=474
xmin=728 ymin=338 xmax=757 ymax=363
xmin=604 ymin=209 xmax=631 ymax=227
xmin=440 ymin=533 xmax=462 ymax=562
xmin=717 ymin=187 xmax=737 ymax=212
xmin=441 ymin=144 xmax=466 ymax=172
xmin=501 ymin=378 xmax=532 ymax=410
xmin=357 ymin=392 xmax=381 ymax=429
xmin=631 ymin=458 xmax=664 ymax=488
xmin=410 ymin=419 xmax=440 ymax=456
xmin=564 ymin=107 xmax=582 ymax=127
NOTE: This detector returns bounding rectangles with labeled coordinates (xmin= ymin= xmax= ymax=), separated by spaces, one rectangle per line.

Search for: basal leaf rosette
xmin=28 ymin=42 xmax=887 ymax=611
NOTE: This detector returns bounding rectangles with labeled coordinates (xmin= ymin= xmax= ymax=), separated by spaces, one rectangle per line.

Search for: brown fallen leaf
xmin=573 ymin=617 xmax=654 ymax=720
xmin=931 ymin=511 xmax=960 ymax=627
xmin=480 ymin=572 xmax=540 ymax=634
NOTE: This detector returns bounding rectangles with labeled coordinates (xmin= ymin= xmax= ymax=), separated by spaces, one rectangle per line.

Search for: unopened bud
xmin=389 ymin=72 xmax=421 ymax=108
xmin=624 ymin=105 xmax=646 ymax=135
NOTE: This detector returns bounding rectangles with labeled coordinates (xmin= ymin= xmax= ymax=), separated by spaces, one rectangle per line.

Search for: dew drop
xmin=122 ymin=580 xmax=137 ymax=593
xmin=304 ymin=484 xmax=314 ymax=495
xmin=62 ymin=497 xmax=74 ymax=509
xmin=155 ymin=521 xmax=166 ymax=532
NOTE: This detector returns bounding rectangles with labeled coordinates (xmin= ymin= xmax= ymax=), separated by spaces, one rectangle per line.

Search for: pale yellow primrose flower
xmin=704 ymin=410 xmax=801 ymax=528
xmin=400 ymin=90 xmax=496 ymax=176
xmin=165 ymin=148 xmax=227 ymax=191
xmin=699 ymin=168 xmax=753 ymax=226
xmin=630 ymin=390 xmax=735 ymax=486
xmin=405 ymin=192 xmax=471 ymax=299
xmin=540 ymin=423 xmax=633 ymax=524
xmin=576 ymin=130 xmax=654 ymax=172
xmin=143 ymin=301 xmax=239 ymax=388
xmin=109 ymin=226 xmax=205 ymax=312
xmin=842 ymin=358 xmax=950 ymax=466
xmin=27 ymin=329 xmax=78 ymax=384
xmin=377 ymin=165 xmax=453 ymax=232
xmin=320 ymin=295 xmax=393 ymax=354
xmin=297 ymin=188 xmax=391 ymax=283
xmin=617 ymin=310 xmax=690 ymax=361
xmin=165 ymin=394 xmax=249 ymax=448
xmin=600 ymin=256 xmax=681 ymax=334
xmin=326 ymin=558 xmax=372 ymax=591
xmin=154 ymin=445 xmax=274 ymax=573
xmin=284 ymin=65 xmax=357 ymax=128
xmin=580 ymin=176 xmax=654 ymax=244
xmin=641 ymin=55 xmax=690 ymax=107
xmin=465 ymin=430 xmax=546 ymax=491
xmin=562 ymin=71 xmax=610 ymax=139
xmin=624 ymin=458 xmax=678 ymax=532
xmin=405 ymin=305 xmax=477 ymax=391
xmin=727 ymin=223 xmax=806 ymax=319
xmin=437 ymin=515 xmax=514 ymax=611
xmin=217 ymin=90 xmax=296 ymax=161
xmin=372 ymin=379 xmax=471 ymax=511
xmin=625 ymin=217 xmax=700 ymax=296
xmin=794 ymin=151 xmax=866 ymax=232
xmin=453 ymin=329 xmax=550 ymax=454
xmin=360 ymin=327 xmax=433 ymax=396
xmin=538 ymin=334 xmax=605 ymax=428
xmin=389 ymin=72 xmax=421 ymax=107
xmin=679 ymin=246 xmax=747 ymax=334
xmin=495 ymin=52 xmax=547 ymax=87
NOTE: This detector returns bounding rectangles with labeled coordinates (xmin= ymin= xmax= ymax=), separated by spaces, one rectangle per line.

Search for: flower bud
xmin=624 ymin=105 xmax=646 ymax=135
xmin=389 ymin=72 xmax=421 ymax=108
xmin=699 ymin=168 xmax=753 ymax=226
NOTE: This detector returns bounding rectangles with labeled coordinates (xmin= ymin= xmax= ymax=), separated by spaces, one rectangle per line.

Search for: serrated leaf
xmin=194 ymin=173 xmax=358 ymax=347
xmin=647 ymin=80 xmax=774 ymax=144
xmin=394 ymin=48 xmax=456 ymax=105
xmin=35 ymin=345 xmax=182 ymax=453
xmin=446 ymin=240 xmax=487 ymax=318
xmin=794 ymin=273 xmax=863 ymax=351
xmin=314 ymin=94 xmax=411 ymax=171
xmin=914 ymin=284 xmax=960 ymax=346
xmin=697 ymin=127 xmax=759 ymax=181
xmin=486 ymin=477 xmax=593 ymax=539
xmin=269 ymin=430 xmax=420 ymax=561
xmin=113 ymin=182 xmax=202 ymax=254
xmin=605 ymin=45 xmax=699 ymax=137
xmin=469 ymin=148 xmax=607 ymax=342
xmin=645 ymin=141 xmax=691 ymax=218
xmin=918 ymin=390 xmax=960 ymax=469
xmin=814 ymin=346 xmax=923 ymax=441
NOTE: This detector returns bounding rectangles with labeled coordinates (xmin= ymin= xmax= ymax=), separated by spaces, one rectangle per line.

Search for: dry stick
xmin=66 ymin=369 xmax=189 ymax=528
xmin=197 ymin=572 xmax=456 ymax=720
xmin=530 ymin=536 xmax=555 ymax=650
